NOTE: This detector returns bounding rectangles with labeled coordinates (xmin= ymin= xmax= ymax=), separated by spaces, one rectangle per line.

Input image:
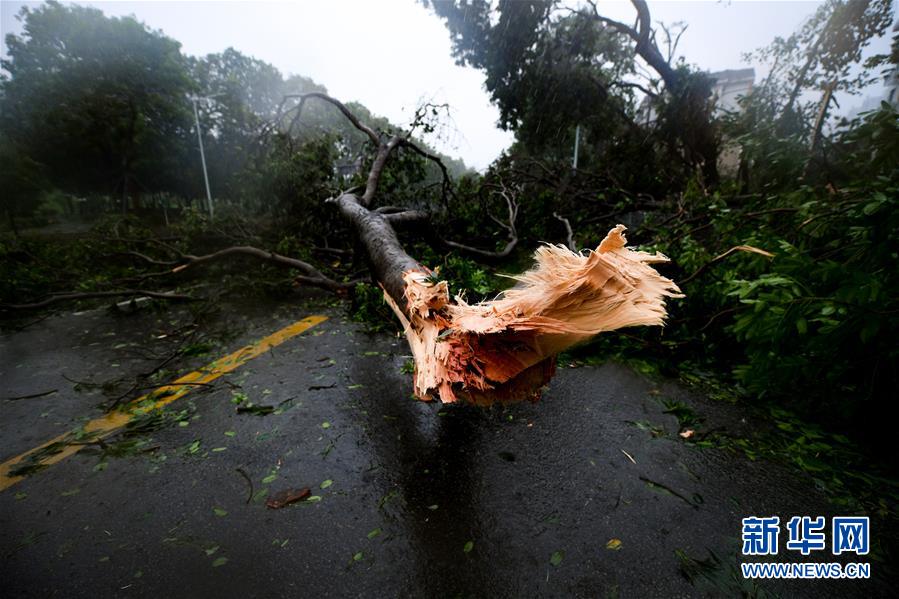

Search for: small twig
xmin=680 ymin=245 xmax=775 ymax=286
xmin=236 ymin=468 xmax=254 ymax=504
xmin=639 ymin=475 xmax=699 ymax=508
xmin=699 ymin=307 xmax=740 ymax=331
xmin=62 ymin=373 xmax=110 ymax=390
xmin=444 ymin=180 xmax=520 ymax=260
xmin=2 ymin=290 xmax=196 ymax=310
xmin=106 ymin=251 xmax=178 ymax=266
xmin=4 ymin=389 xmax=59 ymax=401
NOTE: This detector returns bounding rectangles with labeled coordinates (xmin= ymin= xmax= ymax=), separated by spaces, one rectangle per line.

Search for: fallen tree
xmin=284 ymin=94 xmax=681 ymax=406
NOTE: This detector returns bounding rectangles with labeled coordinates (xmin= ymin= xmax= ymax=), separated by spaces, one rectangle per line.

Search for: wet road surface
xmin=0 ymin=301 xmax=892 ymax=597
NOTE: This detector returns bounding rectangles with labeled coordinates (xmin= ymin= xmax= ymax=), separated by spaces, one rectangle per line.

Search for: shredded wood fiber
xmin=384 ymin=225 xmax=682 ymax=406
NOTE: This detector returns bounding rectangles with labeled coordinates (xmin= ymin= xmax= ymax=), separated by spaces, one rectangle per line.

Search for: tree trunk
xmin=331 ymin=193 xmax=423 ymax=308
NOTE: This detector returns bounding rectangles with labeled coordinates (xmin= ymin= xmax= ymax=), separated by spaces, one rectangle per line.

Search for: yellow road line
xmin=0 ymin=315 xmax=328 ymax=492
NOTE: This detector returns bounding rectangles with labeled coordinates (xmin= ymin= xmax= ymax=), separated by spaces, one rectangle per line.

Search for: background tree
xmin=730 ymin=0 xmax=894 ymax=190
xmin=0 ymin=1 xmax=193 ymax=210
xmin=0 ymin=132 xmax=46 ymax=235
xmin=427 ymin=0 xmax=720 ymax=185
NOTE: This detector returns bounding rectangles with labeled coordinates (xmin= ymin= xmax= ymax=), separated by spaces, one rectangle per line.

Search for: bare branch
xmin=610 ymin=79 xmax=658 ymax=98
xmin=108 ymin=251 xmax=178 ymax=266
xmin=278 ymin=92 xmax=380 ymax=145
xmin=585 ymin=0 xmax=637 ymax=38
xmin=444 ymin=182 xmax=519 ymax=260
xmin=286 ymin=95 xmax=307 ymax=137
xmin=586 ymin=0 xmax=679 ymax=91
xmin=553 ymin=212 xmax=576 ymax=251
xmin=2 ymin=290 xmax=196 ymax=311
xmin=311 ymin=246 xmax=353 ymax=257
xmin=170 ymin=246 xmax=352 ymax=293
xmin=362 ymin=134 xmax=404 ymax=206
xmin=680 ymin=245 xmax=775 ymax=285
xmin=374 ymin=205 xmax=410 ymax=214
xmin=400 ymin=139 xmax=458 ymax=206
xmin=671 ymin=23 xmax=688 ymax=63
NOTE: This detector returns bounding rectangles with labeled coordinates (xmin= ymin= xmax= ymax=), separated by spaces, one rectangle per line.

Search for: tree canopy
xmin=1 ymin=1 xmax=193 ymax=199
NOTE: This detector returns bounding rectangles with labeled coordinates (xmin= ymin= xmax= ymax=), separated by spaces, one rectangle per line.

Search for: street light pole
xmin=190 ymin=94 xmax=216 ymax=218
xmin=572 ymin=124 xmax=581 ymax=170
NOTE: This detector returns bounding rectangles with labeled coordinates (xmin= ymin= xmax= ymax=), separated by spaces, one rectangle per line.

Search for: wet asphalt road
xmin=0 ymin=299 xmax=893 ymax=598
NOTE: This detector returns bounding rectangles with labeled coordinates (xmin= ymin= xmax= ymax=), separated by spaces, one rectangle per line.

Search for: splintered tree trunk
xmin=336 ymin=187 xmax=680 ymax=406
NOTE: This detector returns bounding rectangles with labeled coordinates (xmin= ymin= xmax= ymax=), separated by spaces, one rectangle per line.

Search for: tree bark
xmin=331 ymin=193 xmax=423 ymax=308
xmin=588 ymin=0 xmax=680 ymax=92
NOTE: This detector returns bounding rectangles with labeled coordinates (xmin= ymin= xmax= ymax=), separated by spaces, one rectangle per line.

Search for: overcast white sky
xmin=1 ymin=1 xmax=892 ymax=169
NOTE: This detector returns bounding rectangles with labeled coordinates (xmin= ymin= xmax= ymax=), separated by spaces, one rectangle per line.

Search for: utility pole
xmin=190 ymin=94 xmax=221 ymax=218
xmin=572 ymin=124 xmax=581 ymax=170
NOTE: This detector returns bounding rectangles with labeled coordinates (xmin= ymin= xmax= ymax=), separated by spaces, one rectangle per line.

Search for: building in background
xmin=709 ymin=68 xmax=756 ymax=114
xmin=710 ymin=68 xmax=755 ymax=176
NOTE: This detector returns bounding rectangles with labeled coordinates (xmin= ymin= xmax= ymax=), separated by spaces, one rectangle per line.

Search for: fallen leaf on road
xmin=606 ymin=538 xmax=622 ymax=550
xmin=266 ymin=487 xmax=311 ymax=509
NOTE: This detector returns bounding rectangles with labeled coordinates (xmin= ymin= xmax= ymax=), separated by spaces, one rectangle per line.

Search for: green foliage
xmin=646 ymin=104 xmax=899 ymax=448
xmin=0 ymin=131 xmax=46 ymax=231
xmin=439 ymin=255 xmax=496 ymax=299
xmin=744 ymin=0 xmax=893 ymax=134
xmin=349 ymin=250 xmax=504 ymax=331
xmin=350 ymin=283 xmax=399 ymax=334
xmin=429 ymin=0 xmax=721 ymax=190
xmin=259 ymin=134 xmax=338 ymax=224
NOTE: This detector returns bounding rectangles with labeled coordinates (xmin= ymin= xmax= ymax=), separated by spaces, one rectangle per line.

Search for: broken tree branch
xmin=170 ymin=246 xmax=352 ymax=293
xmin=277 ymin=92 xmax=380 ymax=145
xmin=362 ymin=134 xmax=404 ymax=206
xmin=585 ymin=0 xmax=679 ymax=91
xmin=384 ymin=210 xmax=430 ymax=226
xmin=680 ymin=245 xmax=775 ymax=285
xmin=554 ymin=212 xmax=576 ymax=251
xmin=2 ymin=290 xmax=196 ymax=311
xmin=329 ymin=193 xmax=422 ymax=308
xmin=400 ymin=138 xmax=458 ymax=206
xmin=444 ymin=181 xmax=519 ymax=260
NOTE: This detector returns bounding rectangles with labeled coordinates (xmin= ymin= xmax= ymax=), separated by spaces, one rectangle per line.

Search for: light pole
xmin=189 ymin=93 xmax=222 ymax=218
xmin=572 ymin=124 xmax=581 ymax=170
